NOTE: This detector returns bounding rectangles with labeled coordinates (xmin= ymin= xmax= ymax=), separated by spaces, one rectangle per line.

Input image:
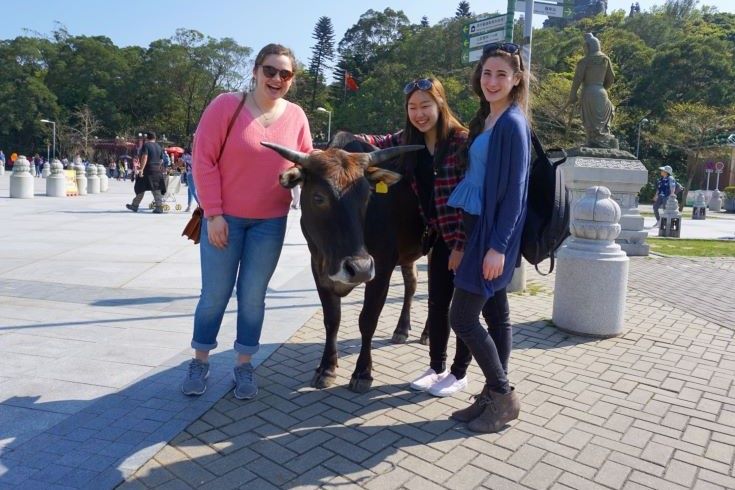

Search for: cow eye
xmin=312 ymin=193 xmax=327 ymax=206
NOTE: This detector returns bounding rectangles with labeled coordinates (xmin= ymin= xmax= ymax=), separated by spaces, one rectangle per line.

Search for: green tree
xmin=653 ymin=102 xmax=735 ymax=205
xmin=456 ymin=1 xmax=472 ymax=18
xmin=308 ymin=16 xmax=335 ymax=111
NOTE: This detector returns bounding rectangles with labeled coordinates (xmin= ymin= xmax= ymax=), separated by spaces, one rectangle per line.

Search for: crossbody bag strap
xmin=215 ymin=92 xmax=247 ymax=164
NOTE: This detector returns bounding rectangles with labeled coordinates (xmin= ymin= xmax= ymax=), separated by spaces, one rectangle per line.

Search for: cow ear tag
xmin=376 ymin=181 xmax=388 ymax=194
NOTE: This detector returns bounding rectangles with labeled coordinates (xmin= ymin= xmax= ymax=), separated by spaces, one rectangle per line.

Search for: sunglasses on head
xmin=260 ymin=64 xmax=294 ymax=81
xmin=483 ymin=42 xmax=524 ymax=70
xmin=403 ymin=78 xmax=433 ymax=95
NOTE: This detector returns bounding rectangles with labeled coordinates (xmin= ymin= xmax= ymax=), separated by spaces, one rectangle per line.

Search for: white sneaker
xmin=409 ymin=368 xmax=448 ymax=391
xmin=428 ymin=373 xmax=469 ymax=397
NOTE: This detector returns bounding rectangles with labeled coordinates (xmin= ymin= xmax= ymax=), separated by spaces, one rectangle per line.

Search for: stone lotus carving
xmin=570 ymin=186 xmax=621 ymax=241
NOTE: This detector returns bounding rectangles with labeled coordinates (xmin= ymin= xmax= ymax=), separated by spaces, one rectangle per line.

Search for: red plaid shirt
xmin=360 ymin=130 xmax=468 ymax=252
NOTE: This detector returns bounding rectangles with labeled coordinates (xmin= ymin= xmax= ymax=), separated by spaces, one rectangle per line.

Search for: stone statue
xmin=568 ymin=33 xmax=618 ymax=149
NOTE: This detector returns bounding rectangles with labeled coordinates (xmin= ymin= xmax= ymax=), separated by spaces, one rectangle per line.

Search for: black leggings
xmin=427 ymin=236 xmax=471 ymax=378
xmin=428 ymin=233 xmax=512 ymax=381
xmin=448 ymin=212 xmax=513 ymax=393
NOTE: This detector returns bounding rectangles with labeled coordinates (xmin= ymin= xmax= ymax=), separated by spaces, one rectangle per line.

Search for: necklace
xmin=252 ymin=96 xmax=277 ymax=122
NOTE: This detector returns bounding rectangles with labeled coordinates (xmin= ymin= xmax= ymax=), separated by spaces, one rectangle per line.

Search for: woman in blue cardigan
xmin=447 ymin=42 xmax=531 ymax=433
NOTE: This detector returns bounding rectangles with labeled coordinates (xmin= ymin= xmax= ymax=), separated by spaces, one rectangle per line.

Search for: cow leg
xmin=391 ymin=262 xmax=417 ymax=344
xmin=312 ymin=283 xmax=341 ymax=389
xmin=349 ymin=267 xmax=393 ymax=393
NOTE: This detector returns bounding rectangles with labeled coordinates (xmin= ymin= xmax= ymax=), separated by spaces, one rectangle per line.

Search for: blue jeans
xmin=186 ymin=172 xmax=199 ymax=208
xmin=192 ymin=215 xmax=287 ymax=355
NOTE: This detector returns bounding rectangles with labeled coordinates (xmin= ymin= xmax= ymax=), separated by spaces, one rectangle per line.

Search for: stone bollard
xmin=76 ymin=163 xmax=88 ymax=196
xmin=552 ymin=186 xmax=628 ymax=337
xmin=46 ymin=160 xmax=66 ymax=197
xmin=97 ymin=164 xmax=109 ymax=192
xmin=709 ymin=189 xmax=722 ymax=213
xmin=9 ymin=155 xmax=35 ymax=198
xmin=41 ymin=161 xmax=51 ymax=178
xmin=692 ymin=191 xmax=707 ymax=220
xmin=659 ymin=195 xmax=682 ymax=237
xmin=86 ymin=164 xmax=100 ymax=194
xmin=506 ymin=264 xmax=526 ymax=293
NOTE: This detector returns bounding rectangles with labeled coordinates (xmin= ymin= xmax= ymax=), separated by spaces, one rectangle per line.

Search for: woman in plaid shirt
xmin=358 ymin=76 xmax=473 ymax=398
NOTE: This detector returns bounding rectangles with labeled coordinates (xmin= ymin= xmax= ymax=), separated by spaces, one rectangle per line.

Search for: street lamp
xmin=40 ymin=119 xmax=56 ymax=160
xmin=316 ymin=107 xmax=332 ymax=143
xmin=635 ymin=117 xmax=649 ymax=159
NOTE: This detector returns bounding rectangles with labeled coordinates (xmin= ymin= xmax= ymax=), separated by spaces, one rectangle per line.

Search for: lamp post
xmin=40 ymin=119 xmax=56 ymax=160
xmin=635 ymin=117 xmax=649 ymax=159
xmin=316 ymin=107 xmax=332 ymax=143
xmin=727 ymin=133 xmax=735 ymax=187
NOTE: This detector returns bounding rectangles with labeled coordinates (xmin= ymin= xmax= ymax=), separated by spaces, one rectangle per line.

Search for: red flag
xmin=345 ymin=72 xmax=359 ymax=91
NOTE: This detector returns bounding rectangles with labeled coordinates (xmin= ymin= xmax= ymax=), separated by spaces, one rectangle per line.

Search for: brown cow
xmin=262 ymin=137 xmax=424 ymax=392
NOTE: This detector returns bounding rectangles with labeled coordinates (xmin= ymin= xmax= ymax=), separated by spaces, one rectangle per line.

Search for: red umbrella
xmin=166 ymin=146 xmax=184 ymax=156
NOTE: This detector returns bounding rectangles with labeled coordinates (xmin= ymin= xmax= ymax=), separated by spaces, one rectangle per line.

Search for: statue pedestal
xmin=561 ymin=148 xmax=649 ymax=256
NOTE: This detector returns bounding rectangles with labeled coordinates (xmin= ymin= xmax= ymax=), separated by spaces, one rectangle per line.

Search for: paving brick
xmin=594 ymin=460 xmax=631 ymax=489
xmin=364 ymin=466 xmax=413 ymax=490
xmin=506 ymin=444 xmax=546 ymax=470
xmin=663 ymin=460 xmax=698 ymax=487
xmin=704 ymin=440 xmax=734 ymax=464
xmin=520 ymin=462 xmax=563 ymax=490
xmin=640 ymin=441 xmax=675 ymax=466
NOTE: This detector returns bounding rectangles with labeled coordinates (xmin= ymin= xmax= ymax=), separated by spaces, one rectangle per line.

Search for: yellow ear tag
xmin=376 ymin=181 xmax=388 ymax=194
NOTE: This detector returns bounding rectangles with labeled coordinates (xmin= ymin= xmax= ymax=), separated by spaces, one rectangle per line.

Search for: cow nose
xmin=341 ymin=256 xmax=375 ymax=283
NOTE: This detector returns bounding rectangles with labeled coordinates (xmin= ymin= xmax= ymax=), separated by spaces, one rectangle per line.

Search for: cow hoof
xmin=311 ymin=370 xmax=336 ymax=389
xmin=391 ymin=332 xmax=409 ymax=344
xmin=348 ymin=377 xmax=372 ymax=393
xmin=419 ymin=333 xmax=429 ymax=346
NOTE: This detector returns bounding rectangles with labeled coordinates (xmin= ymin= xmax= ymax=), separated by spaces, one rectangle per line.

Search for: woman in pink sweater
xmin=183 ymin=44 xmax=313 ymax=400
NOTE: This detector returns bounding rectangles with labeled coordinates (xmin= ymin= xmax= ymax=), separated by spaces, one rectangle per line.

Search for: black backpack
xmin=521 ymin=131 xmax=570 ymax=275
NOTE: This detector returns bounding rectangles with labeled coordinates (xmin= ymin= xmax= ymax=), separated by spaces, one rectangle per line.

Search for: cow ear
xmin=365 ymin=166 xmax=402 ymax=187
xmin=279 ymin=166 xmax=304 ymax=188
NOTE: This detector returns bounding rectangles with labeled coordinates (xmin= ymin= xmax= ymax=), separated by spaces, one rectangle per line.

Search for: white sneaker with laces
xmin=428 ymin=373 xmax=469 ymax=397
xmin=409 ymin=368 xmax=448 ymax=391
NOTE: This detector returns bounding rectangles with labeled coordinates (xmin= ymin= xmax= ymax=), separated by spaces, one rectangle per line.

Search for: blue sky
xmin=4 ymin=0 xmax=733 ymax=68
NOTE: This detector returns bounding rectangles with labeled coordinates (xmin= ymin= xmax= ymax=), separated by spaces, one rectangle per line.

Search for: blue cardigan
xmin=454 ymin=104 xmax=531 ymax=299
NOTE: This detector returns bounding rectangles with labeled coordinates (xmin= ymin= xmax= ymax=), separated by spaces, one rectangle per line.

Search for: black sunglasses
xmin=260 ymin=64 xmax=294 ymax=81
xmin=403 ymin=78 xmax=433 ymax=95
xmin=483 ymin=42 xmax=524 ymax=70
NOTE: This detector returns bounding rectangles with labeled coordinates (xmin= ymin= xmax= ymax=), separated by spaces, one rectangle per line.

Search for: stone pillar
xmin=86 ymin=164 xmax=100 ymax=194
xmin=561 ymin=149 xmax=649 ymax=256
xmin=76 ymin=163 xmax=88 ymax=196
xmin=97 ymin=164 xmax=109 ymax=192
xmin=692 ymin=191 xmax=707 ymax=220
xmin=41 ymin=161 xmax=51 ymax=178
xmin=659 ymin=195 xmax=682 ymax=237
xmin=506 ymin=264 xmax=526 ymax=293
xmin=709 ymin=189 xmax=722 ymax=212
xmin=9 ymin=156 xmax=35 ymax=198
xmin=46 ymin=160 xmax=66 ymax=197
xmin=552 ymin=186 xmax=629 ymax=337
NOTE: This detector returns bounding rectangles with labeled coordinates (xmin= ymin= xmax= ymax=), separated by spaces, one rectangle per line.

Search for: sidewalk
xmin=120 ymin=255 xmax=735 ymax=489
xmin=0 ymin=174 xmax=318 ymax=488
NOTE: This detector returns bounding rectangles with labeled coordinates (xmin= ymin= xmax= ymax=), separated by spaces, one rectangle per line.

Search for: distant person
xmin=653 ymin=165 xmax=677 ymax=227
xmin=0 ymin=150 xmax=5 ymax=170
xmin=182 ymin=43 xmax=312 ymax=400
xmin=125 ymin=132 xmax=166 ymax=213
xmin=33 ymin=154 xmax=42 ymax=177
xmin=182 ymin=148 xmax=198 ymax=212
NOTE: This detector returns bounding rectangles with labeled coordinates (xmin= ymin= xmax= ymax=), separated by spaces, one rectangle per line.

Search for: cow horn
xmin=261 ymin=142 xmax=309 ymax=166
xmin=366 ymin=145 xmax=425 ymax=166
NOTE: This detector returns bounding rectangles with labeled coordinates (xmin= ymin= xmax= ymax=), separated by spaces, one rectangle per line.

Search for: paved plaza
xmin=1 ymin=173 xmax=734 ymax=489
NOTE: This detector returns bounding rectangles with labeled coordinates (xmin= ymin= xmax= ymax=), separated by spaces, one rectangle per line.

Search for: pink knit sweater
xmin=193 ymin=92 xmax=313 ymax=219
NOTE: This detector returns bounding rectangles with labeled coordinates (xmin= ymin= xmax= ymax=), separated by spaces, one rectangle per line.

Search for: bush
xmin=639 ymin=182 xmax=656 ymax=203
xmin=724 ymin=186 xmax=735 ymax=200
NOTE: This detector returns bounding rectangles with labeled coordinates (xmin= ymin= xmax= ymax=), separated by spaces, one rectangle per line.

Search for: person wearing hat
xmin=653 ymin=165 xmax=677 ymax=226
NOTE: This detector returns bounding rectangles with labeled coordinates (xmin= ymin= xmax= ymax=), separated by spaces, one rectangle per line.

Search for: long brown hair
xmin=251 ymin=43 xmax=297 ymax=93
xmin=465 ymin=48 xmax=530 ymax=153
